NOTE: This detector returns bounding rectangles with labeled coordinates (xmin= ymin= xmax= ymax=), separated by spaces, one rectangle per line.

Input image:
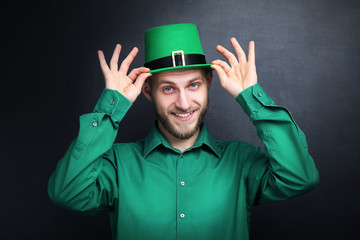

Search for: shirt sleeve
xmin=236 ymin=83 xmax=320 ymax=206
xmin=47 ymin=89 xmax=132 ymax=214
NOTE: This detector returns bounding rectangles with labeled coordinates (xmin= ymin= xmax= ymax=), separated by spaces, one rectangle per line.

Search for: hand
xmin=98 ymin=44 xmax=151 ymax=103
xmin=211 ymin=38 xmax=257 ymax=98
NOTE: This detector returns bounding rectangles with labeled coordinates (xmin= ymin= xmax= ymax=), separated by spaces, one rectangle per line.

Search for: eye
xmin=189 ymin=83 xmax=199 ymax=89
xmin=163 ymin=86 xmax=174 ymax=93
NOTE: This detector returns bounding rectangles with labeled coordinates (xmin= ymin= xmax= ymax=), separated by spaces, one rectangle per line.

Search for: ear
xmin=142 ymin=81 xmax=153 ymax=102
xmin=205 ymin=70 xmax=213 ymax=89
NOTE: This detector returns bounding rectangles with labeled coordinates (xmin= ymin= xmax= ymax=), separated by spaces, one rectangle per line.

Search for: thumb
xmin=134 ymin=73 xmax=152 ymax=90
xmin=210 ymin=64 xmax=228 ymax=85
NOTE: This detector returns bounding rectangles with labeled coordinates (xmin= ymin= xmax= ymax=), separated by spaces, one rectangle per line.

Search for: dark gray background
xmin=2 ymin=0 xmax=359 ymax=239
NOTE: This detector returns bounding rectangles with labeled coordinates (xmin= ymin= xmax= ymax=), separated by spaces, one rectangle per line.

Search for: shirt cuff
xmin=236 ymin=83 xmax=275 ymax=118
xmin=93 ymin=89 xmax=132 ymax=122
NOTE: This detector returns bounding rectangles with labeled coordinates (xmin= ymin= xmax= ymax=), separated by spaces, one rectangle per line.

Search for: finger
xmin=134 ymin=72 xmax=152 ymax=90
xmin=212 ymin=59 xmax=232 ymax=74
xmin=248 ymin=41 xmax=255 ymax=64
xmin=98 ymin=50 xmax=110 ymax=75
xmin=216 ymin=45 xmax=239 ymax=67
xmin=110 ymin=44 xmax=122 ymax=70
xmin=210 ymin=64 xmax=228 ymax=83
xmin=128 ymin=67 xmax=151 ymax=81
xmin=230 ymin=37 xmax=247 ymax=63
xmin=119 ymin=47 xmax=139 ymax=74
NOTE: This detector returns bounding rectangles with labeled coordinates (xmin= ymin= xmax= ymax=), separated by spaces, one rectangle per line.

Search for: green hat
xmin=144 ymin=23 xmax=211 ymax=73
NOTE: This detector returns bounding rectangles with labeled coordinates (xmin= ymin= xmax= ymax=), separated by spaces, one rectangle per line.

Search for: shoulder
xmin=217 ymin=139 xmax=263 ymax=163
xmin=112 ymin=139 xmax=145 ymax=153
xmin=104 ymin=139 xmax=146 ymax=162
xmin=217 ymin=139 xmax=259 ymax=153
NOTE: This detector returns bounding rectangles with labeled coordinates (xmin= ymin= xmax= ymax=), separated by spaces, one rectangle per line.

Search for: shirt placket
xmin=176 ymin=153 xmax=190 ymax=240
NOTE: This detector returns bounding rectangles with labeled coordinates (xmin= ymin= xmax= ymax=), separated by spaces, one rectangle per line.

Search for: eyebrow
xmin=157 ymin=77 xmax=203 ymax=86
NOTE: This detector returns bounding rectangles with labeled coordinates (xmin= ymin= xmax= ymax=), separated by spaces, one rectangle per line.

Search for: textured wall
xmin=3 ymin=0 xmax=359 ymax=239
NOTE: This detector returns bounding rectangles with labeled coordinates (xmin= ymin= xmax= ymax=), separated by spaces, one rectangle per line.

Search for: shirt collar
xmin=143 ymin=122 xmax=222 ymax=158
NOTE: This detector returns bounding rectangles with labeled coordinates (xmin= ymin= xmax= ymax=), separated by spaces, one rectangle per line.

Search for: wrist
xmin=235 ymin=84 xmax=274 ymax=118
xmin=94 ymin=89 xmax=133 ymax=122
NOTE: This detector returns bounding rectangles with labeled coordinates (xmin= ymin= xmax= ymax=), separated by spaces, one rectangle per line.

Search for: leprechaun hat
xmin=144 ymin=23 xmax=211 ymax=73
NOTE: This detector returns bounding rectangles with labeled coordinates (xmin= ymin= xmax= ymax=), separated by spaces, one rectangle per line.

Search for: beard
xmin=154 ymin=99 xmax=208 ymax=140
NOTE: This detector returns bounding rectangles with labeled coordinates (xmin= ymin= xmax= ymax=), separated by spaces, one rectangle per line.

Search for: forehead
xmin=152 ymin=69 xmax=206 ymax=85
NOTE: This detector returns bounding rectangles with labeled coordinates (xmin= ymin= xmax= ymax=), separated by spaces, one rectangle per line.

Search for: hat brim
xmin=149 ymin=64 xmax=212 ymax=74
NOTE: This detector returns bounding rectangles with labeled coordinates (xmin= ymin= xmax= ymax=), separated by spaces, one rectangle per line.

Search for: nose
xmin=175 ymin=90 xmax=191 ymax=111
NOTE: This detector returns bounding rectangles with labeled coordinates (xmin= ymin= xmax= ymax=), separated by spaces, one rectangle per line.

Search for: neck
xmin=157 ymin=122 xmax=200 ymax=153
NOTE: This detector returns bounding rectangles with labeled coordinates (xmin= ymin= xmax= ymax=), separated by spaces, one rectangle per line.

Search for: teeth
xmin=175 ymin=111 xmax=192 ymax=118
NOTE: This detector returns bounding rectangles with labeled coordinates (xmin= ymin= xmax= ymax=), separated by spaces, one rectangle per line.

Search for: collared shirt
xmin=48 ymin=84 xmax=319 ymax=240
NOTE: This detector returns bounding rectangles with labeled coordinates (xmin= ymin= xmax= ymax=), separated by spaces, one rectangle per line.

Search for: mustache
xmin=169 ymin=106 xmax=200 ymax=114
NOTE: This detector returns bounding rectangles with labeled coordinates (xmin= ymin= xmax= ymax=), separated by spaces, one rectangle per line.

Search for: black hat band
xmin=144 ymin=53 xmax=207 ymax=71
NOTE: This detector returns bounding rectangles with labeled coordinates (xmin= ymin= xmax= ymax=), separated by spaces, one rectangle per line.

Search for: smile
xmin=175 ymin=111 xmax=193 ymax=118
xmin=172 ymin=111 xmax=195 ymax=121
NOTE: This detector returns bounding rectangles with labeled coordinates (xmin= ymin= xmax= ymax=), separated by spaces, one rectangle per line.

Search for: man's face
xmin=144 ymin=69 xmax=212 ymax=140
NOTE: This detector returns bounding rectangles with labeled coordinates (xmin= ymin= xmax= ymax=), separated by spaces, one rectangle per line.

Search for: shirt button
xmin=109 ymin=100 xmax=115 ymax=105
xmin=92 ymin=122 xmax=97 ymax=127
xmin=258 ymin=93 xmax=262 ymax=97
xmin=180 ymin=181 xmax=185 ymax=186
xmin=180 ymin=155 xmax=184 ymax=158
xmin=180 ymin=213 xmax=185 ymax=218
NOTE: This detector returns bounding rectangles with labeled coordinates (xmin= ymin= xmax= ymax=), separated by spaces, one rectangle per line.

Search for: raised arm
xmin=212 ymin=38 xmax=319 ymax=205
xmin=48 ymin=45 xmax=150 ymax=213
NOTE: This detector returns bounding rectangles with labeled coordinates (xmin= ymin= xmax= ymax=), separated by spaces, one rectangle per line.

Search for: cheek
xmin=191 ymin=90 xmax=208 ymax=106
xmin=153 ymin=95 xmax=175 ymax=113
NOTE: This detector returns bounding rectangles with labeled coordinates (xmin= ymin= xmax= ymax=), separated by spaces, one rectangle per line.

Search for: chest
xmin=116 ymin=149 xmax=247 ymax=221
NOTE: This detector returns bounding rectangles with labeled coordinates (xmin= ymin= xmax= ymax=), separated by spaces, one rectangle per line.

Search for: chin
xmin=155 ymin=102 xmax=208 ymax=140
xmin=167 ymin=119 xmax=202 ymax=140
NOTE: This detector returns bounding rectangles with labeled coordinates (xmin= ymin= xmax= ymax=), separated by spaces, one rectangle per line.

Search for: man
xmin=48 ymin=23 xmax=319 ymax=240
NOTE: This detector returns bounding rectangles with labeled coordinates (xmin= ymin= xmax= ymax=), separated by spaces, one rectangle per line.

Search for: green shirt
xmin=48 ymin=84 xmax=319 ymax=240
